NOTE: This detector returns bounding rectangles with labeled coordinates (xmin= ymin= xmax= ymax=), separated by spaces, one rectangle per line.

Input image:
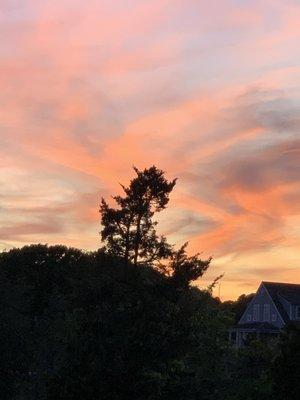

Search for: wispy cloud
xmin=0 ymin=0 xmax=299 ymax=298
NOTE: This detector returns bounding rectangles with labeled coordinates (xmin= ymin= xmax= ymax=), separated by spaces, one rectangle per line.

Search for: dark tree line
xmin=0 ymin=166 xmax=299 ymax=399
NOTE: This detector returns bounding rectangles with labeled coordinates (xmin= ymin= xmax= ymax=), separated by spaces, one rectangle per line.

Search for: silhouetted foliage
xmin=223 ymin=341 xmax=274 ymax=400
xmin=1 ymin=166 xmax=297 ymax=400
xmin=3 ymin=242 xmax=294 ymax=400
xmin=221 ymin=293 xmax=255 ymax=323
xmin=160 ymin=242 xmax=212 ymax=290
xmin=0 ymin=244 xmax=230 ymax=400
xmin=272 ymin=326 xmax=300 ymax=400
xmin=100 ymin=166 xmax=176 ymax=266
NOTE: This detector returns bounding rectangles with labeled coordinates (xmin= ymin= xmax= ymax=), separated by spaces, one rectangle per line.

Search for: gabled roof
xmin=263 ymin=281 xmax=300 ymax=323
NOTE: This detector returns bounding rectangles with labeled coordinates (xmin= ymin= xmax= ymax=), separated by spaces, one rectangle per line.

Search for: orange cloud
xmin=1 ymin=0 xmax=300 ymax=298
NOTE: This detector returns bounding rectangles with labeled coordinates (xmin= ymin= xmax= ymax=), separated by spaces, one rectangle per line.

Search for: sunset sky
xmin=1 ymin=0 xmax=300 ymax=299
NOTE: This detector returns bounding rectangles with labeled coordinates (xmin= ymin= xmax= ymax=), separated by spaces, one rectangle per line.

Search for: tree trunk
xmin=124 ymin=224 xmax=130 ymax=266
xmin=133 ymin=215 xmax=142 ymax=266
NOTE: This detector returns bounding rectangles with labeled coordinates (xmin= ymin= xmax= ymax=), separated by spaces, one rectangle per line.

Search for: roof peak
xmin=262 ymin=281 xmax=300 ymax=287
xmin=262 ymin=281 xmax=300 ymax=315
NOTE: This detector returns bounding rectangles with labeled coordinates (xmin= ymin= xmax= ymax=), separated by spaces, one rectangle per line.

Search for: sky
xmin=0 ymin=0 xmax=300 ymax=299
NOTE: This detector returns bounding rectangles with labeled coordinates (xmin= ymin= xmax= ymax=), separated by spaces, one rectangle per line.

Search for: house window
xmin=247 ymin=314 xmax=252 ymax=322
xmin=263 ymin=304 xmax=270 ymax=322
xmin=296 ymin=306 xmax=300 ymax=319
xmin=253 ymin=304 xmax=260 ymax=321
xmin=272 ymin=314 xmax=277 ymax=322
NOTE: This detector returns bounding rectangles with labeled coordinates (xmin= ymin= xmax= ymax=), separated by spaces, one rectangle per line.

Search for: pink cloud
xmin=1 ymin=0 xmax=300 ymax=298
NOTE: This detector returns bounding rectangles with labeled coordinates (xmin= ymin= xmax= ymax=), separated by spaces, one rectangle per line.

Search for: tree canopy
xmin=0 ymin=165 xmax=298 ymax=400
xmin=100 ymin=166 xmax=176 ymax=266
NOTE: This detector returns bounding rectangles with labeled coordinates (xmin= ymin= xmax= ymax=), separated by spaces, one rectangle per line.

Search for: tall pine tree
xmin=100 ymin=166 xmax=176 ymax=266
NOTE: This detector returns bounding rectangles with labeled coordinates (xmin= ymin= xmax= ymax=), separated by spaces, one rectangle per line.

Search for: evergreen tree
xmin=100 ymin=166 xmax=176 ymax=266
xmin=159 ymin=242 xmax=212 ymax=290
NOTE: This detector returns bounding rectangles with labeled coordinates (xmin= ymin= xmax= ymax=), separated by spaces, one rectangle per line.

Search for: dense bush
xmin=1 ymin=244 xmax=299 ymax=399
xmin=0 ymin=245 xmax=228 ymax=399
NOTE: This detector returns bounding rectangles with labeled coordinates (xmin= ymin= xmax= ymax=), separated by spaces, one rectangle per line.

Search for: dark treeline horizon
xmin=0 ymin=166 xmax=299 ymax=399
xmin=0 ymin=243 xmax=299 ymax=399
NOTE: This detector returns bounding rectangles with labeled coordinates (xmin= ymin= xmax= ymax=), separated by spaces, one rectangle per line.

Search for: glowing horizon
xmin=1 ymin=0 xmax=299 ymax=299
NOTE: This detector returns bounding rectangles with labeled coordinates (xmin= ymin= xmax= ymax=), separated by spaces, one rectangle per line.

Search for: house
xmin=229 ymin=281 xmax=300 ymax=348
